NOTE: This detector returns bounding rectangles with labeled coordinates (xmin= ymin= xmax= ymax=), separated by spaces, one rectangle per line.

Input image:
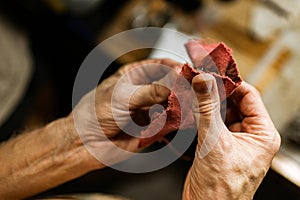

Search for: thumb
xmin=192 ymin=73 xmax=220 ymax=118
xmin=191 ymin=74 xmax=226 ymax=158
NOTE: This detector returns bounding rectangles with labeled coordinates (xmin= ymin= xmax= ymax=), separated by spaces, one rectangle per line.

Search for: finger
xmin=191 ymin=74 xmax=227 ymax=158
xmin=119 ymin=58 xmax=182 ymax=84
xmin=192 ymin=73 xmax=219 ymax=120
xmin=230 ymin=82 xmax=269 ymax=118
xmin=225 ymin=98 xmax=243 ymax=126
xmin=229 ymin=82 xmax=279 ymax=138
xmin=129 ymin=83 xmax=170 ymax=109
xmin=99 ymin=59 xmax=182 ymax=91
xmin=128 ymin=68 xmax=179 ymax=109
xmin=228 ymin=122 xmax=242 ymax=132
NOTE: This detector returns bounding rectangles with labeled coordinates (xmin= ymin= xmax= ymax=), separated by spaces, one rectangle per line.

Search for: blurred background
xmin=0 ymin=0 xmax=300 ymax=199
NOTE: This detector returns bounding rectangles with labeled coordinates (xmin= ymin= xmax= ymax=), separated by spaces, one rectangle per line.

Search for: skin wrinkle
xmin=0 ymin=127 xmax=88 ymax=198
xmin=190 ymin=160 xmax=221 ymax=199
xmin=198 ymin=127 xmax=224 ymax=158
xmin=38 ymin=121 xmax=83 ymax=173
xmin=4 ymin=130 xmax=52 ymax=174
xmin=241 ymin=118 xmax=273 ymax=136
xmin=150 ymin=84 xmax=169 ymax=103
xmin=217 ymin=148 xmax=251 ymax=199
xmin=183 ymin=172 xmax=191 ymax=200
xmin=0 ymin=146 xmax=86 ymax=198
xmin=198 ymin=113 xmax=225 ymax=156
xmin=0 ymin=145 xmax=65 ymax=194
xmin=130 ymin=84 xmax=170 ymax=108
xmin=219 ymin=176 xmax=236 ymax=199
xmin=54 ymin=123 xmax=71 ymax=161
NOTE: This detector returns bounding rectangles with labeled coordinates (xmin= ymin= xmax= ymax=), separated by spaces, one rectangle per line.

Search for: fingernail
xmin=192 ymin=73 xmax=214 ymax=93
xmin=202 ymin=74 xmax=213 ymax=92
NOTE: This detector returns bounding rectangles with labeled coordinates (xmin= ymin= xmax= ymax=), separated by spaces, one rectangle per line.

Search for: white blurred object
xmin=250 ymin=0 xmax=300 ymax=41
xmin=271 ymin=0 xmax=300 ymax=18
xmin=0 ymin=16 xmax=33 ymax=126
xmin=250 ymin=5 xmax=288 ymax=41
xmin=149 ymin=24 xmax=193 ymax=64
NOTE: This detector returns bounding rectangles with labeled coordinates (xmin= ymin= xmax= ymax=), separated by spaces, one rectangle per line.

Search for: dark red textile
xmin=138 ymin=41 xmax=242 ymax=148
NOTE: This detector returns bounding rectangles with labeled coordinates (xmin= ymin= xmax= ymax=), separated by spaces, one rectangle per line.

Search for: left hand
xmin=70 ymin=59 xmax=182 ymax=168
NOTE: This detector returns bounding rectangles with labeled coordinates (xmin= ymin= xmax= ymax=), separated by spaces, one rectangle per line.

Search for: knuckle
xmin=246 ymin=82 xmax=262 ymax=97
xmin=151 ymin=84 xmax=168 ymax=103
xmin=193 ymin=96 xmax=219 ymax=115
xmin=271 ymin=130 xmax=281 ymax=152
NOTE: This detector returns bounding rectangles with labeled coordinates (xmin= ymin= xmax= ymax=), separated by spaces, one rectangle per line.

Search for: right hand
xmin=183 ymin=74 xmax=281 ymax=199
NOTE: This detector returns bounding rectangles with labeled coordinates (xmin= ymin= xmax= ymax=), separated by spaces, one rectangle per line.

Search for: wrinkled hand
xmin=183 ymin=74 xmax=281 ymax=200
xmin=70 ymin=59 xmax=181 ymax=168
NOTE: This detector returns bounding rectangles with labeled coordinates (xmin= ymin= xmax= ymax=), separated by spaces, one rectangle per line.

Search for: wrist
xmin=183 ymin=160 xmax=257 ymax=200
xmin=62 ymin=115 xmax=104 ymax=171
xmin=183 ymin=167 xmax=236 ymax=200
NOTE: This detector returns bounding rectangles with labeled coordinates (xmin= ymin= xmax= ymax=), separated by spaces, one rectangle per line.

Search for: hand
xmin=0 ymin=59 xmax=181 ymax=199
xmin=183 ymin=74 xmax=281 ymax=199
xmin=70 ymin=59 xmax=181 ymax=168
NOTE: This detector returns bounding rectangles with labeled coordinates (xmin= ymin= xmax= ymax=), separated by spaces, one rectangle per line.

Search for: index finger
xmin=229 ymin=82 xmax=281 ymax=152
xmin=120 ymin=58 xmax=182 ymax=84
xmin=230 ymin=82 xmax=269 ymax=118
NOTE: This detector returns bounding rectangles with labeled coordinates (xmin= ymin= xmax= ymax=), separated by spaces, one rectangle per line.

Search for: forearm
xmin=0 ymin=117 xmax=102 ymax=199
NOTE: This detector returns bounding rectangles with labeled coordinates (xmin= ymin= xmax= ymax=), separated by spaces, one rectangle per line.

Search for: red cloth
xmin=138 ymin=41 xmax=242 ymax=148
